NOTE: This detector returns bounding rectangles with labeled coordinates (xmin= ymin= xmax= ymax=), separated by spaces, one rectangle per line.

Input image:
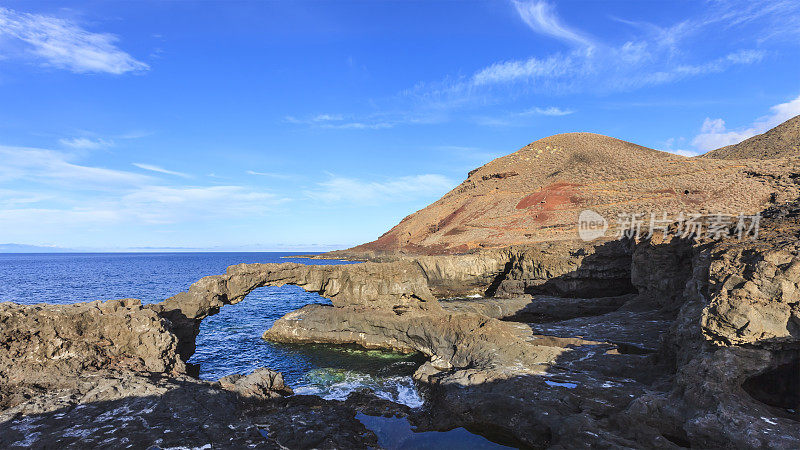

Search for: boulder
xmin=218 ymin=367 xmax=293 ymax=399
xmin=0 ymin=298 xmax=184 ymax=399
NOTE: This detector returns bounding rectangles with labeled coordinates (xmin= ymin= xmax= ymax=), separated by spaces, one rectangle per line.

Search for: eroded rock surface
xmin=0 ymin=370 xmax=397 ymax=449
xmin=264 ymin=201 xmax=800 ymax=448
xmin=0 ymin=298 xmax=184 ymax=406
xmin=0 ymin=260 xmax=434 ymax=449
xmin=149 ymin=261 xmax=439 ymax=361
xmin=219 ymin=367 xmax=294 ymax=399
xmin=4 ymin=200 xmax=800 ymax=449
xmin=0 ymin=296 xmax=399 ymax=449
xmin=618 ymin=203 xmax=800 ymax=449
xmin=334 ymin=239 xmax=635 ymax=300
xmin=264 ymin=305 xmax=576 ymax=378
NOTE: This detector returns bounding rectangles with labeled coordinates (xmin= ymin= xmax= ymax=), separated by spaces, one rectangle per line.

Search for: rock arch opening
xmin=188 ymin=284 xmax=334 ymax=381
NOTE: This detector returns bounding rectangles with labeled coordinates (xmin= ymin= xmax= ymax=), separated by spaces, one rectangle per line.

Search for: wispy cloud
xmin=246 ymin=170 xmax=293 ymax=180
xmin=0 ymin=145 xmax=150 ymax=188
xmin=0 ymin=188 xmax=54 ymax=207
xmin=0 ymin=186 xmax=287 ymax=228
xmin=401 ymin=0 xmax=784 ymax=107
xmin=0 ymin=7 xmax=148 ymax=74
xmin=310 ymin=114 xmax=343 ymax=122
xmin=470 ymin=45 xmax=763 ymax=92
xmin=512 ymin=0 xmax=594 ymax=47
xmin=59 ymin=137 xmax=114 ymax=150
xmin=120 ymin=185 xmax=286 ymax=223
xmin=522 ymin=106 xmax=574 ymax=116
xmin=305 ymin=174 xmax=455 ymax=204
xmin=133 ymin=163 xmax=192 ymax=178
xmin=691 ymin=94 xmax=800 ymax=151
xmin=474 ymin=105 xmax=575 ymax=126
xmin=285 ymin=114 xmax=394 ymax=130
xmin=0 ymin=144 xmax=288 ymax=238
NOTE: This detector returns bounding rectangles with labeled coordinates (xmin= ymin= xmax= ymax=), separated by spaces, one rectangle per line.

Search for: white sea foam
xmin=294 ymin=369 xmax=424 ymax=408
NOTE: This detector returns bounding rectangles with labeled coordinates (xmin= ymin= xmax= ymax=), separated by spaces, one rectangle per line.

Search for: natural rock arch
xmin=148 ymin=261 xmax=439 ymax=361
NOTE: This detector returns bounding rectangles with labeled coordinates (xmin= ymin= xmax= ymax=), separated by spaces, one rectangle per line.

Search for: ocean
xmin=0 ymin=252 xmax=425 ymax=406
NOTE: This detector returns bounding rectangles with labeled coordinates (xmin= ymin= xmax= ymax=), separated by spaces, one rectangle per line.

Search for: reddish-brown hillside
xmin=343 ymin=124 xmax=800 ymax=256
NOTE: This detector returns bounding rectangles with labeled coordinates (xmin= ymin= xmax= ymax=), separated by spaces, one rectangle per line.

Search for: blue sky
xmin=0 ymin=0 xmax=799 ymax=251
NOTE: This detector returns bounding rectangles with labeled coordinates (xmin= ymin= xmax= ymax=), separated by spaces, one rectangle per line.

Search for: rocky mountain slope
xmin=703 ymin=115 xmax=800 ymax=159
xmin=338 ymin=118 xmax=800 ymax=256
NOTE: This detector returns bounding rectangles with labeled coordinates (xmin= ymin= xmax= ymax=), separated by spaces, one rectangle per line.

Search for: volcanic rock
xmin=219 ymin=367 xmax=294 ymax=399
xmin=149 ymin=261 xmax=439 ymax=361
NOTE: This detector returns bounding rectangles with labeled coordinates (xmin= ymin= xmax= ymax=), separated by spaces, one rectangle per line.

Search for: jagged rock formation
xmin=262 ymin=201 xmax=800 ymax=448
xmin=4 ymin=199 xmax=799 ymax=448
xmin=0 ymin=298 xmax=184 ymax=402
xmin=332 ymin=118 xmax=800 ymax=256
xmin=703 ymin=115 xmax=800 ymax=160
xmin=441 ymin=294 xmax=634 ymax=322
xmin=264 ymin=305 xmax=585 ymax=380
xmin=0 ymin=368 xmax=402 ymax=449
xmin=0 ymin=263 xmax=423 ymax=448
xmin=338 ymin=238 xmax=635 ymax=300
xmin=618 ymin=203 xmax=800 ymax=448
xmin=149 ymin=261 xmax=438 ymax=361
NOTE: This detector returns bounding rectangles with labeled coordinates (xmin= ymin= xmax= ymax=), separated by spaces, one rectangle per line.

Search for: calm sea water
xmin=0 ymin=252 xmax=424 ymax=405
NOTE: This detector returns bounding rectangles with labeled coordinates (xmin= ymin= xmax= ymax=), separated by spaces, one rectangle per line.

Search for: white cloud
xmin=474 ymin=105 xmax=574 ymax=126
xmin=472 ymin=51 xmax=575 ymax=87
xmin=0 ymin=184 xmax=287 ymax=229
xmin=0 ymin=144 xmax=290 ymax=248
xmin=470 ymin=46 xmax=763 ymax=93
xmin=120 ymin=185 xmax=286 ymax=223
xmin=691 ymin=118 xmax=752 ymax=151
xmin=0 ymin=145 xmax=150 ymax=188
xmin=311 ymin=114 xmax=344 ymax=122
xmin=133 ymin=163 xmax=191 ymax=178
xmin=512 ymin=1 xmax=594 ymax=47
xmin=399 ymin=0 xmax=784 ymax=108
xmin=660 ymin=137 xmax=700 ymax=157
xmin=59 ymin=137 xmax=114 ymax=150
xmin=691 ymin=94 xmax=800 ymax=151
xmin=285 ymin=114 xmax=395 ymax=129
xmin=306 ymin=174 xmax=455 ymax=204
xmin=0 ymin=188 xmax=54 ymax=206
xmin=520 ymin=106 xmax=574 ymax=116
xmin=246 ymin=170 xmax=293 ymax=180
xmin=0 ymin=7 xmax=148 ymax=74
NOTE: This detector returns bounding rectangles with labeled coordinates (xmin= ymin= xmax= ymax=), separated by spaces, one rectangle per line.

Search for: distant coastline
xmin=0 ymin=243 xmax=343 ymax=254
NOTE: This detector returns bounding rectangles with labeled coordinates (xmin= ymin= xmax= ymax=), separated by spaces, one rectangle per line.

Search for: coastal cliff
xmin=2 ymin=120 xmax=800 ymax=448
xmin=3 ymin=200 xmax=798 ymax=447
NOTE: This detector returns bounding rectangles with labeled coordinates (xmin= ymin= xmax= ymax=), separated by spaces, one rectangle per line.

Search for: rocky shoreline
xmin=2 ymin=202 xmax=799 ymax=448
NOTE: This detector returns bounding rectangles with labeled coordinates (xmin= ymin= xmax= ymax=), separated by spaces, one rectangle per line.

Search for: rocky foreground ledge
xmin=2 ymin=204 xmax=800 ymax=448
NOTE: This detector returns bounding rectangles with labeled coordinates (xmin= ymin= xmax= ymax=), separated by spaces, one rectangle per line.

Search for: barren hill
xmin=702 ymin=115 xmax=800 ymax=159
xmin=342 ymin=125 xmax=800 ymax=256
